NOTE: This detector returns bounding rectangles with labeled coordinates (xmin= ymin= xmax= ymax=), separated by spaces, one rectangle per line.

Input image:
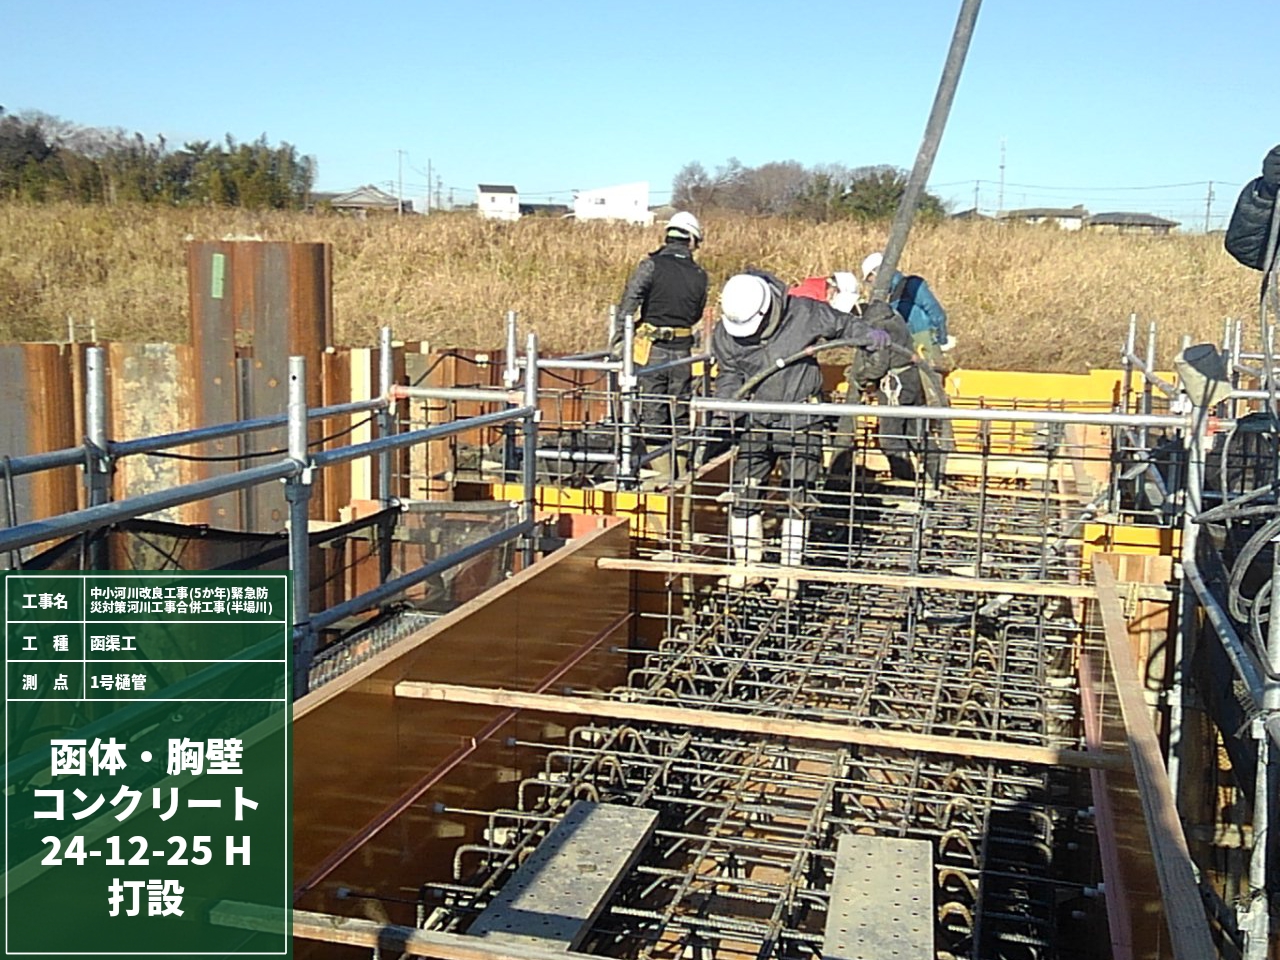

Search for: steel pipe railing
xmin=694 ymin=397 xmax=1194 ymax=429
xmin=0 ymin=459 xmax=301 ymax=555
xmin=106 ymin=398 xmax=387 ymax=460
xmin=307 ymin=519 xmax=533 ymax=635
xmin=311 ymin=406 xmax=534 ymax=469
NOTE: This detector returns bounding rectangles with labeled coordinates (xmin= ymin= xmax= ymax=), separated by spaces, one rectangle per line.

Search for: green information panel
xmin=4 ymin=572 xmax=291 ymax=957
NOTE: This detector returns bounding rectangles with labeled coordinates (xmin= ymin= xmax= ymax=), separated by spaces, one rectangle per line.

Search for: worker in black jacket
xmin=1225 ymin=145 xmax=1280 ymax=273
xmin=711 ymin=271 xmax=890 ymax=599
xmin=614 ymin=212 xmax=708 ymax=477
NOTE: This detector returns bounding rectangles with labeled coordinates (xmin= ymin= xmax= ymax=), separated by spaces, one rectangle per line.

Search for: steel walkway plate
xmin=823 ymin=834 xmax=933 ymax=960
xmin=467 ymin=800 xmax=658 ymax=949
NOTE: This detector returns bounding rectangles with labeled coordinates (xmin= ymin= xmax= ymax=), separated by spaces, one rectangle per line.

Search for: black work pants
xmin=730 ymin=416 xmax=824 ymax=518
xmin=636 ymin=340 xmax=692 ymax=444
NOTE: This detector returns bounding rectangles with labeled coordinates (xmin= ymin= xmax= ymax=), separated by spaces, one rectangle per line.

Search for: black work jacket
xmin=616 ymin=241 xmax=708 ymax=346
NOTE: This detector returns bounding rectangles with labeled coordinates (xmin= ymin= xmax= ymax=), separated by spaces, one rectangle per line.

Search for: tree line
xmin=672 ymin=158 xmax=946 ymax=222
xmin=0 ymin=109 xmax=316 ymax=208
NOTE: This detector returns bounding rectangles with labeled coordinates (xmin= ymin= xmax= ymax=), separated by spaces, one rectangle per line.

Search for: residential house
xmin=315 ymin=184 xmax=412 ymax=217
xmin=949 ymin=207 xmax=992 ymax=221
xmin=998 ymin=204 xmax=1088 ymax=231
xmin=477 ymin=184 xmax=520 ymax=221
xmin=1086 ymin=212 xmax=1180 ymax=235
xmin=519 ymin=202 xmax=571 ymax=218
xmin=572 ymin=182 xmax=655 ymax=225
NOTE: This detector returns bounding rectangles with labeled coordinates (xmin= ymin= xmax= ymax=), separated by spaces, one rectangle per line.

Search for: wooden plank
xmin=596 ymin=557 xmax=1098 ymax=600
xmin=468 ymin=801 xmax=658 ymax=949
xmin=823 ymin=835 xmax=933 ymax=960
xmin=393 ymin=680 xmax=1127 ymax=772
xmin=1092 ymin=560 xmax=1216 ymax=959
xmin=210 ymin=901 xmax=610 ymax=960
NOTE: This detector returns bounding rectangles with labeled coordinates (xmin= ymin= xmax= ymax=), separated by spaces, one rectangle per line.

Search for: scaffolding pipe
xmin=390 ymin=385 xmax=521 ymax=404
xmin=307 ymin=519 xmax=533 ymax=634
xmin=522 ymin=331 xmax=540 ymax=568
xmin=84 ymin=346 xmax=110 ymax=569
xmin=107 ymin=399 xmax=387 ymax=460
xmin=694 ymin=397 xmax=1193 ymax=429
xmin=1122 ymin=352 xmax=1179 ymax=399
xmin=311 ymin=406 xmax=534 ymax=469
xmin=503 ymin=311 xmax=520 ymax=388
xmin=640 ymin=352 xmax=711 ymax=377
xmin=620 ymin=314 xmax=637 ymax=488
xmin=286 ymin=356 xmax=315 ymax=698
xmin=377 ymin=326 xmax=396 ymax=585
xmin=0 ymin=459 xmax=300 ymax=555
xmin=522 ymin=357 xmax=621 ymax=372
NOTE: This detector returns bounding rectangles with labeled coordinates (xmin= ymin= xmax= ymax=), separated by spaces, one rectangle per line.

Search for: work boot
xmin=771 ymin=516 xmax=808 ymax=601
xmin=727 ymin=514 xmax=764 ymax=589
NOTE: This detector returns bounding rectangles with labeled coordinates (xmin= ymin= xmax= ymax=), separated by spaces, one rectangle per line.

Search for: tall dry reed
xmin=0 ymin=202 xmax=1261 ymax=371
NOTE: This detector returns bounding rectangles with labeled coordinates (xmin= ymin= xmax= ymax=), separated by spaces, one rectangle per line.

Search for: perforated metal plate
xmin=468 ymin=800 xmax=658 ymax=949
xmin=822 ymin=834 xmax=933 ymax=960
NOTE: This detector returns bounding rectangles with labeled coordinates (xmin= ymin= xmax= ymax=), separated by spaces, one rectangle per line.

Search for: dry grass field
xmin=0 ymin=202 xmax=1262 ymax=371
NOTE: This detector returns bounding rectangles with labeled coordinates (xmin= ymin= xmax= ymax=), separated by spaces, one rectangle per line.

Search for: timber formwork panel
xmin=291 ymin=521 xmax=632 ymax=948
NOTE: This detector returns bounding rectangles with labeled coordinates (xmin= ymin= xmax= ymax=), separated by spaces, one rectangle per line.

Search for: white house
xmin=997 ymin=204 xmax=1088 ymax=231
xmin=572 ymin=181 xmax=654 ymax=226
xmin=477 ymin=184 xmax=520 ymax=221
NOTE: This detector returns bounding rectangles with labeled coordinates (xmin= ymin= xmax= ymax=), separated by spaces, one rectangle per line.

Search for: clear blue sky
xmin=4 ymin=0 xmax=1273 ymax=230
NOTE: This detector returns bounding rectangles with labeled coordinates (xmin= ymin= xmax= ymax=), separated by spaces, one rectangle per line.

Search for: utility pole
xmin=426 ymin=158 xmax=432 ymax=214
xmin=973 ymin=180 xmax=979 ymax=213
xmin=397 ymin=149 xmax=405 ymax=216
xmin=435 ymin=176 xmax=443 ymax=211
xmin=1204 ymin=180 xmax=1214 ymax=233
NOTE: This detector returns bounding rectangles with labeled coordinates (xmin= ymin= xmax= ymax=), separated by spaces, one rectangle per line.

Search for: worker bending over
xmin=711 ymin=271 xmax=890 ymax=600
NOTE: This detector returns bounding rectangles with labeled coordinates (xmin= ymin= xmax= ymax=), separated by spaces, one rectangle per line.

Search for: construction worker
xmin=1225 ymin=144 xmax=1280 ymax=272
xmin=790 ymin=272 xmax=941 ymax=488
xmin=614 ymin=211 xmax=708 ymax=478
xmin=712 ymin=271 xmax=891 ymax=600
xmin=860 ymin=251 xmax=955 ymax=373
xmin=787 ymin=271 xmax=861 ymax=312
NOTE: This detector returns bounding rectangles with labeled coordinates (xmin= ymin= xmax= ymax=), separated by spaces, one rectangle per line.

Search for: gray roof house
xmin=1086 ymin=212 xmax=1180 ymax=235
xmin=997 ymin=204 xmax=1089 ymax=230
xmin=316 ymin=184 xmax=412 ymax=216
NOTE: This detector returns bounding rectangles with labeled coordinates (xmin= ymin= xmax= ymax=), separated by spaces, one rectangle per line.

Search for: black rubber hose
xmin=733 ymin=340 xmax=917 ymax=401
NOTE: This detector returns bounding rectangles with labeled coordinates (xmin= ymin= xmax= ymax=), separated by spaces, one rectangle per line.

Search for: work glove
xmin=940 ymin=335 xmax=958 ymax=353
xmin=1262 ymin=144 xmax=1280 ymax=197
xmin=866 ymin=328 xmax=892 ymax=351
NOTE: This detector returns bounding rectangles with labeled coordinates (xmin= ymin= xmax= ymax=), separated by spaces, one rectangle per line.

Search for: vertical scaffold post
xmin=1169 ymin=388 xmax=1206 ymax=813
xmin=84 ymin=345 xmax=111 ymax=570
xmin=1140 ymin=319 xmax=1157 ymax=452
xmin=503 ymin=311 xmax=520 ymax=481
xmin=522 ymin=331 xmax=540 ymax=568
xmin=377 ymin=326 xmax=396 ymax=585
xmin=1113 ymin=313 xmax=1138 ymax=517
xmin=286 ymin=355 xmax=314 ymax=698
xmin=620 ymin=314 xmax=637 ymax=488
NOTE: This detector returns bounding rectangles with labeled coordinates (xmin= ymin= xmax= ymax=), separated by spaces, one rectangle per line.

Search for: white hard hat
xmin=719 ymin=274 xmax=772 ymax=338
xmin=828 ymin=271 xmax=860 ymax=313
xmin=860 ymin=251 xmax=884 ymax=280
xmin=666 ymin=211 xmax=703 ymax=243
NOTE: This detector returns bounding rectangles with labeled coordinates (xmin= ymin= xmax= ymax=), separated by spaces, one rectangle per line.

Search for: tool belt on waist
xmin=637 ymin=323 xmax=694 ymax=341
